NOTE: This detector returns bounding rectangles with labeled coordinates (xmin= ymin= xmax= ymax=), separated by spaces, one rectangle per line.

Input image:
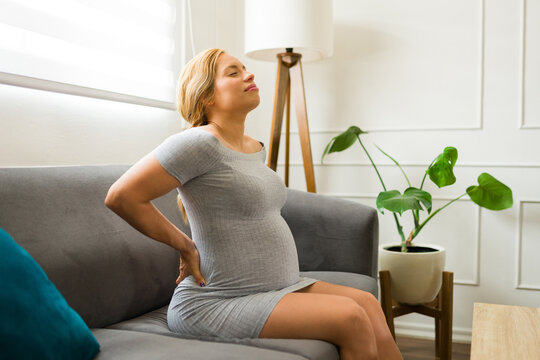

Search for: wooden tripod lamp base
xmin=267 ymin=51 xmax=316 ymax=193
xmin=379 ymin=270 xmax=454 ymax=360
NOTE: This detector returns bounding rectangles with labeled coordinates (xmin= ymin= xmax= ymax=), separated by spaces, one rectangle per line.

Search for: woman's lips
xmin=245 ymin=84 xmax=258 ymax=92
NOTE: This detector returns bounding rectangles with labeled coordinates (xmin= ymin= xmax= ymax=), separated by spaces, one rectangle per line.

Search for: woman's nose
xmin=244 ymin=71 xmax=254 ymax=82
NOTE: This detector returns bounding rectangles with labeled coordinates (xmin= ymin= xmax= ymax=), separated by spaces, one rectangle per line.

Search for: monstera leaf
xmin=427 ymin=147 xmax=458 ymax=188
xmin=376 ymin=187 xmax=432 ymax=215
xmin=321 ymin=126 xmax=367 ymax=164
xmin=467 ymin=173 xmax=513 ymax=210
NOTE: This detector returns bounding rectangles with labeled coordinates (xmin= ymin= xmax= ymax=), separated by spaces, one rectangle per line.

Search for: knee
xmin=339 ymin=298 xmax=372 ymax=332
xmin=361 ymin=291 xmax=378 ymax=303
xmin=339 ymin=301 xmax=379 ymax=355
xmin=355 ymin=291 xmax=380 ymax=310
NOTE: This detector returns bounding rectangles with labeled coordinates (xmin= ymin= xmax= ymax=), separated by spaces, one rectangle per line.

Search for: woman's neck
xmin=206 ymin=119 xmax=246 ymax=149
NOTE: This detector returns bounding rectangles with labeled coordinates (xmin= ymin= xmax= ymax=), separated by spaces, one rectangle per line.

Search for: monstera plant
xmin=322 ymin=126 xmax=514 ymax=253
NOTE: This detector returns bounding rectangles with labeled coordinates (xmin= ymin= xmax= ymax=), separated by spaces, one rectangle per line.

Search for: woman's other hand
xmin=176 ymin=240 xmax=206 ymax=287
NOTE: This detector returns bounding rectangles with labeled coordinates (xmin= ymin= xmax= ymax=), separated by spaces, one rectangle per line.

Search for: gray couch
xmin=0 ymin=165 xmax=379 ymax=360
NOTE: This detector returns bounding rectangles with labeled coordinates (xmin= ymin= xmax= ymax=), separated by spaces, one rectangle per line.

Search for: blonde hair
xmin=176 ymin=48 xmax=225 ymax=224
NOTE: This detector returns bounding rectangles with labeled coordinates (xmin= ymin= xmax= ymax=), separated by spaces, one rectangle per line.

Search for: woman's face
xmin=209 ymin=53 xmax=260 ymax=114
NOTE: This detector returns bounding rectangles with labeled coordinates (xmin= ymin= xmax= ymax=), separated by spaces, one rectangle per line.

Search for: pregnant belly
xmin=197 ymin=216 xmax=301 ymax=292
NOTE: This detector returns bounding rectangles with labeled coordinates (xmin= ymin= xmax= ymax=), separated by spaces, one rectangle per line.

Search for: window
xmin=0 ymin=0 xmax=184 ymax=109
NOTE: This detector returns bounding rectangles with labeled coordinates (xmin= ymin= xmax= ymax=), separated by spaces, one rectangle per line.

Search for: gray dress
xmin=151 ymin=126 xmax=318 ymax=339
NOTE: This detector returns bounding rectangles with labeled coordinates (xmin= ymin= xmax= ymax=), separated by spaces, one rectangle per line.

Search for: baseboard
xmin=394 ymin=321 xmax=472 ymax=343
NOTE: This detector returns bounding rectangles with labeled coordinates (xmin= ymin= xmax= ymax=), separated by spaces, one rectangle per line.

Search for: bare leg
xmin=259 ymin=292 xmax=379 ymax=360
xmin=295 ymin=281 xmax=403 ymax=360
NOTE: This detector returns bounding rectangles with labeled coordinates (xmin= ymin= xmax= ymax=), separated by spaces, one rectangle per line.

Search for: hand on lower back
xmin=176 ymin=240 xmax=206 ymax=287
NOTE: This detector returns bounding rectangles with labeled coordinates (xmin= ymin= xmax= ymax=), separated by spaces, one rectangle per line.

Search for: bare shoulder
xmin=244 ymin=134 xmax=264 ymax=151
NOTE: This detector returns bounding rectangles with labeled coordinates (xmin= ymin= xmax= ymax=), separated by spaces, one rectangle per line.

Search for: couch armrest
xmin=281 ymin=188 xmax=379 ymax=279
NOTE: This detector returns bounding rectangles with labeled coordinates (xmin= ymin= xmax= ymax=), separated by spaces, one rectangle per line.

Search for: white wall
xmin=0 ymin=84 xmax=182 ymax=165
xmin=2 ymin=0 xmax=539 ymax=343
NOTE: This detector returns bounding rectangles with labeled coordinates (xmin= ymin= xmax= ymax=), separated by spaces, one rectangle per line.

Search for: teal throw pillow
xmin=0 ymin=228 xmax=100 ymax=360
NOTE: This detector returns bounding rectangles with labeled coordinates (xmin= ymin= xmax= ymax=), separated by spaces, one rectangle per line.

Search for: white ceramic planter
xmin=379 ymin=243 xmax=446 ymax=305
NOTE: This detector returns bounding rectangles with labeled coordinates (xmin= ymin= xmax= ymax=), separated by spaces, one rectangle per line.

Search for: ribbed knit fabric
xmin=151 ymin=126 xmax=318 ymax=339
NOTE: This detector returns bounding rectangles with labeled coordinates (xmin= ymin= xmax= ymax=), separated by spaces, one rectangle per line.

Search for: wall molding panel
xmin=520 ymin=0 xmax=540 ymax=129
xmin=290 ymin=0 xmax=486 ymax=132
xmin=516 ymin=199 xmax=540 ymax=290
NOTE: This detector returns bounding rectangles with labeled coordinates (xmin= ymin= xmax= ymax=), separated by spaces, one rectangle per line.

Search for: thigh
xmin=258 ymin=292 xmax=366 ymax=344
xmin=294 ymin=281 xmax=378 ymax=307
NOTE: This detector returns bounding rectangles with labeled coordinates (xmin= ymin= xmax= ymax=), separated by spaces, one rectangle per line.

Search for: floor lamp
xmin=244 ymin=0 xmax=333 ymax=193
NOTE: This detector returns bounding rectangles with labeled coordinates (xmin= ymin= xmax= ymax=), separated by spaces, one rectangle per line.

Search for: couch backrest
xmin=0 ymin=165 xmax=188 ymax=328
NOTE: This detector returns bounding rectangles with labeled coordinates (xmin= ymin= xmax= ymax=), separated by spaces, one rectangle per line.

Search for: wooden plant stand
xmin=379 ymin=270 xmax=454 ymax=360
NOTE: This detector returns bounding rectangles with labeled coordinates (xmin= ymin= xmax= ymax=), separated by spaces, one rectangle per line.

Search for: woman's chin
xmin=247 ymin=98 xmax=261 ymax=112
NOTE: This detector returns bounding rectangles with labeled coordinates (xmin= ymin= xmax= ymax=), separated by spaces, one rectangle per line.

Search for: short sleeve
xmin=151 ymin=129 xmax=219 ymax=185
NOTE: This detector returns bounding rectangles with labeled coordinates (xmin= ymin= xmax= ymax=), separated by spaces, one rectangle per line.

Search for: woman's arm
xmin=104 ymin=152 xmax=206 ymax=286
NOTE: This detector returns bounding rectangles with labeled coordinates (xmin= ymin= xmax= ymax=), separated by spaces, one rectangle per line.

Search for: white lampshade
xmin=244 ymin=0 xmax=333 ymax=62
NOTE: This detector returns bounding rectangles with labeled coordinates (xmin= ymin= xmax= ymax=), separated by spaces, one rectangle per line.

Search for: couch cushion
xmin=106 ymin=271 xmax=377 ymax=360
xmin=107 ymin=306 xmax=338 ymax=360
xmin=0 ymin=228 xmax=100 ymax=360
xmin=92 ymin=329 xmax=309 ymax=360
xmin=107 ymin=306 xmax=339 ymax=360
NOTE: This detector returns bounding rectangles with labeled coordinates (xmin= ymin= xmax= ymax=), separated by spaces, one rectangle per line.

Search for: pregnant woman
xmin=105 ymin=48 xmax=402 ymax=360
